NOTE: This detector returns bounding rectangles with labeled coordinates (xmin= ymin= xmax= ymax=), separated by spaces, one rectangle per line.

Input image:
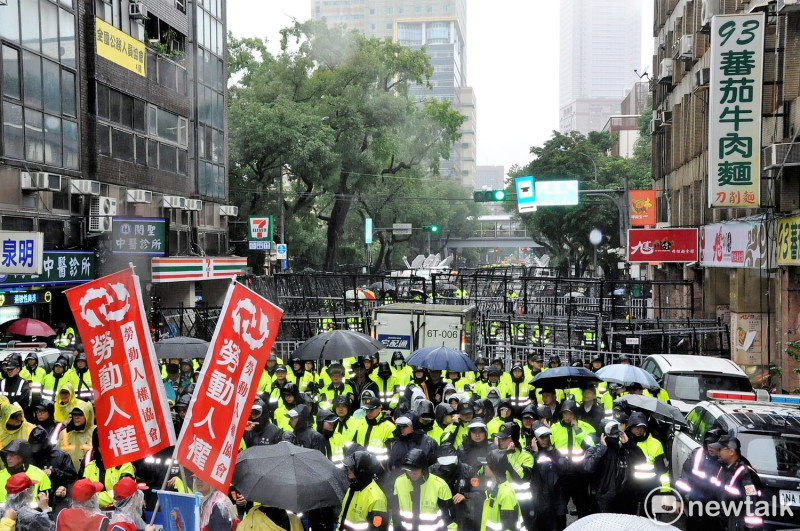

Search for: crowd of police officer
xmin=0 ymin=322 xmax=764 ymax=531
xmin=233 ymin=347 xmax=763 ymax=531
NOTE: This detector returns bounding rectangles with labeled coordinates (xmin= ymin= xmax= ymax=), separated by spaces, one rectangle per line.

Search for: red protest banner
xmin=628 ymin=228 xmax=699 ymax=263
xmin=175 ymin=282 xmax=283 ymax=492
xmin=64 ymin=268 xmax=175 ymax=468
xmin=628 ymin=190 xmax=657 ymax=227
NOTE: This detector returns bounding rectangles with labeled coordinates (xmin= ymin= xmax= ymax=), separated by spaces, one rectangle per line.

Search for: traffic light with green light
xmin=423 ymin=225 xmax=439 ymax=233
xmin=473 ymin=190 xmax=507 ymax=202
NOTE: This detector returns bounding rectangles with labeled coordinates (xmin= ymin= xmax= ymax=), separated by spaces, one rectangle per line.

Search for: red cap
xmin=112 ymin=477 xmax=146 ymax=501
xmin=6 ymin=473 xmax=37 ymax=494
xmin=72 ymin=479 xmax=104 ymax=502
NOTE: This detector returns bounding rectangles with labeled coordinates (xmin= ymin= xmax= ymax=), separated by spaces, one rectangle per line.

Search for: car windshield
xmin=738 ymin=433 xmax=800 ymax=478
xmin=664 ymin=373 xmax=752 ymax=402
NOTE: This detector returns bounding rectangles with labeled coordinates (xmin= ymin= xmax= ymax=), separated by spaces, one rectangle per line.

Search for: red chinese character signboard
xmin=176 ymin=282 xmax=283 ymax=492
xmin=628 ymin=190 xmax=657 ymax=227
xmin=65 ymin=268 xmax=175 ymax=468
xmin=627 ymin=228 xmax=699 ymax=263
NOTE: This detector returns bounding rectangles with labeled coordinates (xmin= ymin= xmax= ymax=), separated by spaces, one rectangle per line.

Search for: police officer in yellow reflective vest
xmin=549 ymin=399 xmax=595 ymax=518
xmin=626 ymin=412 xmax=670 ymax=493
xmin=480 ymin=449 xmax=525 ymax=531
xmin=340 ymin=450 xmax=388 ymax=531
xmin=53 ymin=321 xmax=76 ymax=348
xmin=350 ymin=396 xmax=395 ymax=464
xmin=391 ymin=448 xmax=453 ymax=531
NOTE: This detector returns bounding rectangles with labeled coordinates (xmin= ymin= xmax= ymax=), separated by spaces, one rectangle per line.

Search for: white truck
xmin=371 ymin=303 xmax=478 ymax=361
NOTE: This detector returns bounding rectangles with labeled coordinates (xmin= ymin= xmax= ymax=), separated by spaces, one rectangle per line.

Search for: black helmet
xmin=560 ymin=399 xmax=576 ymax=416
xmin=703 ymin=428 xmax=724 ymax=446
xmin=416 ymin=399 xmax=435 ymax=422
xmin=5 ymin=354 xmax=22 ymax=369
xmin=402 ymin=448 xmax=428 ymax=471
xmin=475 ymin=356 xmax=488 ymax=366
xmin=332 ymin=394 xmax=350 ymax=408
xmin=24 ymin=352 xmax=37 ymax=364
xmin=536 ymin=404 xmax=553 ymax=422
xmin=510 ymin=364 xmax=523 ymax=373
xmin=618 ymin=354 xmax=630 ymax=363
xmin=485 ymin=449 xmax=511 ymax=478
xmin=548 ymin=355 xmax=561 ymax=367
xmin=291 ymin=357 xmax=302 ymax=366
xmin=377 ymin=362 xmax=392 ymax=378
xmin=571 ymin=359 xmax=584 ymax=368
xmin=28 ymin=426 xmax=50 ymax=454
xmin=435 ymin=403 xmax=454 ymax=426
xmin=391 ymin=351 xmax=405 ymax=364
xmin=175 ymin=393 xmax=192 ymax=410
xmin=342 ymin=450 xmax=375 ymax=482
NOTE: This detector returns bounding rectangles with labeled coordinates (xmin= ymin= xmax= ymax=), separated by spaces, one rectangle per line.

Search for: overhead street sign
xmin=515 ymin=176 xmax=536 ymax=213
xmin=533 ymin=180 xmax=579 ymax=206
xmin=393 ymin=223 xmax=412 ymax=235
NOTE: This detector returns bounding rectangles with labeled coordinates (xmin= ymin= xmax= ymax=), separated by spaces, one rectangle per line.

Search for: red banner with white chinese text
xmin=175 ymin=282 xmax=283 ymax=492
xmin=64 ymin=268 xmax=176 ymax=469
xmin=627 ymin=228 xmax=699 ymax=263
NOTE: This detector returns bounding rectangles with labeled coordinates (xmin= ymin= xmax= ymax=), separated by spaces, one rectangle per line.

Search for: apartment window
xmin=386 ymin=7 xmax=392 ymax=14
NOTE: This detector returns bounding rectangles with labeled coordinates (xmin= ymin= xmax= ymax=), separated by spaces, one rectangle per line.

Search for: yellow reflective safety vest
xmin=506 ymin=448 xmax=534 ymax=503
xmin=549 ymin=420 xmax=595 ymax=465
xmin=83 ymin=456 xmax=136 ymax=509
xmin=480 ymin=480 xmax=523 ymax=531
xmin=351 ymin=415 xmax=395 ymax=463
xmin=339 ymin=480 xmax=387 ymax=531
xmin=393 ymin=473 xmax=452 ymax=531
xmin=0 ymin=464 xmax=51 ymax=503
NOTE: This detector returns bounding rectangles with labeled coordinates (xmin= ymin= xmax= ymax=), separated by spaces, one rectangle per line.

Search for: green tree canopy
xmin=227 ymin=21 xmax=465 ymax=271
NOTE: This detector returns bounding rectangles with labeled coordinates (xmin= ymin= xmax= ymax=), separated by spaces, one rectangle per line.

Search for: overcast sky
xmin=226 ymin=1 xmax=655 ymax=174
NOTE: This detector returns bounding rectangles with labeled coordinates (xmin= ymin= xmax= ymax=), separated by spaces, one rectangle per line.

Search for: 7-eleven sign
xmin=248 ymin=216 xmax=273 ymax=250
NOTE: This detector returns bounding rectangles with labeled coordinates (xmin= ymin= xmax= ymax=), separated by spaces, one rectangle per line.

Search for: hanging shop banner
xmin=708 ymin=14 xmax=764 ymax=207
xmin=176 ymin=282 xmax=283 ymax=492
xmin=699 ymin=221 xmax=772 ymax=268
xmin=0 ymin=231 xmax=44 ymax=275
xmin=65 ymin=268 xmax=175 ymax=468
xmin=151 ymin=257 xmax=247 ymax=283
xmin=111 ymin=218 xmax=167 ymax=255
xmin=95 ymin=18 xmax=146 ymax=77
xmin=248 ymin=216 xmax=273 ymax=250
xmin=628 ymin=190 xmax=657 ymax=227
xmin=0 ymin=250 xmax=94 ymax=287
xmin=776 ymin=215 xmax=800 ymax=265
xmin=628 ymin=228 xmax=698 ymax=263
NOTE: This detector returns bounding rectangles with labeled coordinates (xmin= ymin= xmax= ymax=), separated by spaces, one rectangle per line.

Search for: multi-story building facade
xmin=651 ymin=0 xmax=800 ymax=391
xmin=559 ymin=0 xmax=643 ymax=135
xmin=312 ymin=0 xmax=476 ymax=187
xmin=0 ymin=0 xmax=241 ymax=324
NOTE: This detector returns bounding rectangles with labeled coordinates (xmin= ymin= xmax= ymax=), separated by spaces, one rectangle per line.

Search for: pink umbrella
xmin=2 ymin=318 xmax=57 ymax=337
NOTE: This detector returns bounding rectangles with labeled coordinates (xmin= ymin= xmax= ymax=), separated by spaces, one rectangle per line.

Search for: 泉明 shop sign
xmin=0 ymin=231 xmax=44 ymax=275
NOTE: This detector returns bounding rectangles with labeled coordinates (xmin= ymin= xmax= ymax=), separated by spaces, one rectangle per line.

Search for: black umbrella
xmin=614 ymin=394 xmax=687 ymax=427
xmin=530 ymin=366 xmax=602 ymax=389
xmin=233 ymin=442 xmax=349 ymax=513
xmin=153 ymin=336 xmax=210 ymax=359
xmin=293 ymin=329 xmax=385 ymax=361
xmin=406 ymin=346 xmax=476 ymax=372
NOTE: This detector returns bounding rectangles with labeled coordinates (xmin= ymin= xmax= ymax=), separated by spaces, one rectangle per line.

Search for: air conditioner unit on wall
xmin=763 ymin=143 xmax=800 ymax=169
xmin=185 ymin=199 xmax=202 ymax=211
xmin=89 ymin=216 xmax=113 ymax=233
xmin=21 ymin=172 xmax=62 ymax=191
xmin=658 ymin=59 xmax=674 ymax=84
xmin=90 ymin=196 xmax=118 ymax=217
xmin=661 ymin=110 xmax=673 ymax=124
xmin=129 ymin=2 xmax=147 ymax=20
xmin=162 ymin=195 xmax=186 ymax=209
xmin=679 ymin=35 xmax=693 ymax=60
xmin=125 ymin=189 xmax=152 ymax=204
xmin=695 ymin=67 xmax=711 ymax=88
xmin=651 ymin=118 xmax=663 ymax=135
xmin=220 ymin=205 xmax=239 ymax=217
xmin=778 ymin=0 xmax=800 ymax=13
xmin=702 ymin=0 xmax=720 ymax=28
xmin=70 ymin=179 xmax=101 ymax=196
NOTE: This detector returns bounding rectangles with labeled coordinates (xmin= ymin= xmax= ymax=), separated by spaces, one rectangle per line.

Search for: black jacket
xmin=243 ymin=419 xmax=282 ymax=447
xmin=292 ymin=404 xmax=326 ymax=454
xmin=530 ymin=445 xmax=569 ymax=516
xmin=583 ymin=438 xmax=646 ymax=514
xmin=575 ymin=403 xmax=605 ymax=434
xmin=389 ymin=428 xmax=437 ymax=470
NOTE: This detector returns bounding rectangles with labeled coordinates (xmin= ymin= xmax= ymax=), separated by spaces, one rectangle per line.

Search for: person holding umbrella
xmin=338 ymin=450 xmax=388 ymax=531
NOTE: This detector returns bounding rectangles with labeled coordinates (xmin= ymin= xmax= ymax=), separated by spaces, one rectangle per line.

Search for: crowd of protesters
xmin=0 ymin=329 xmax=763 ymax=531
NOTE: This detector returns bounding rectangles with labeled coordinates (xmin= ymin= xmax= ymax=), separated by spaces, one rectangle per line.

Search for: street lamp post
xmin=590 ymin=229 xmax=602 ymax=277
xmin=559 ymin=146 xmax=597 ymax=182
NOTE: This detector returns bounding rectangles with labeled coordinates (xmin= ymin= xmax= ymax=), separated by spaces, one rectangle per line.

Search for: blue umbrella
xmin=596 ymin=364 xmax=659 ymax=388
xmin=530 ymin=366 xmax=601 ymax=388
xmin=406 ymin=345 xmax=476 ymax=372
